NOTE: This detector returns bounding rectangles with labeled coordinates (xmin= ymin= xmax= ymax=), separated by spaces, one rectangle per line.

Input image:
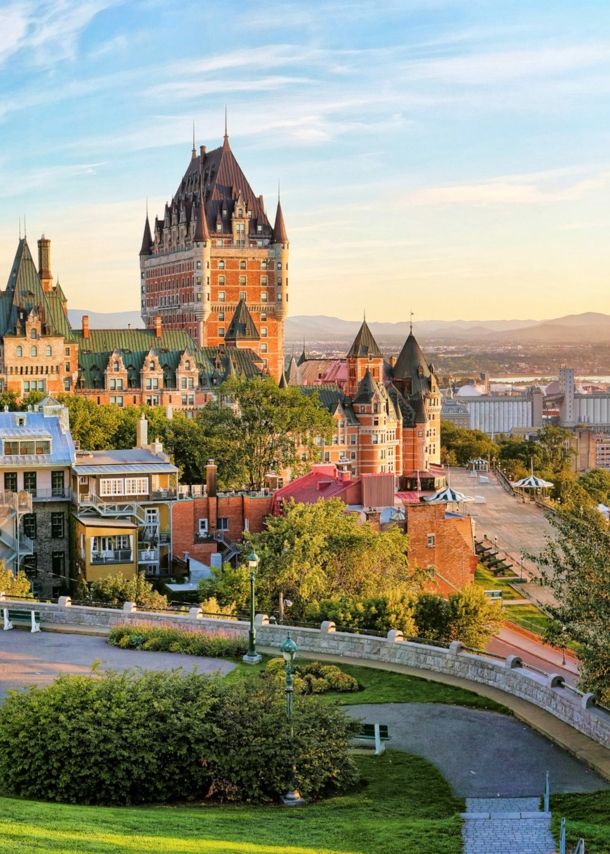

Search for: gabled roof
xmin=352 ymin=369 xmax=383 ymax=405
xmin=387 ymin=384 xmax=416 ymax=426
xmin=273 ymin=199 xmax=288 ymax=243
xmin=346 ymin=319 xmax=383 ymax=359
xmin=0 ymin=239 xmax=76 ymax=341
xmin=286 ymin=355 xmax=303 ymax=386
xmin=392 ymin=331 xmax=438 ymax=395
xmin=225 ymin=299 xmax=259 ymax=341
xmin=300 ymin=384 xmax=360 ymax=425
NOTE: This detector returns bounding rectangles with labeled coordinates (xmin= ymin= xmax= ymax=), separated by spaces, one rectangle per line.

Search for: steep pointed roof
xmin=297 ymin=346 xmax=307 ymax=366
xmin=193 ymin=199 xmax=211 ymax=242
xmin=286 ymin=356 xmax=303 ymax=386
xmin=387 ymin=384 xmax=416 ymax=427
xmin=0 ymin=238 xmax=75 ymax=341
xmin=167 ymin=135 xmax=273 ymax=239
xmin=278 ymin=370 xmax=288 ymax=389
xmin=273 ymin=199 xmax=288 ymax=243
xmin=346 ymin=319 xmax=383 ymax=359
xmin=413 ymin=395 xmax=428 ymax=424
xmin=140 ymin=216 xmax=152 ymax=255
xmin=352 ymin=369 xmax=383 ymax=405
xmin=393 ymin=331 xmax=438 ymax=395
xmin=225 ymin=299 xmax=259 ymax=341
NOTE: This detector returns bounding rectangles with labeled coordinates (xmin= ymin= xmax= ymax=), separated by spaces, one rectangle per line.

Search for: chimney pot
xmin=82 ymin=315 xmax=89 ymax=339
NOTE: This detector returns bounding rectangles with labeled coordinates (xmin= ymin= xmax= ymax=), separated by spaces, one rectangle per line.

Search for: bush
xmin=86 ymin=572 xmax=168 ymax=610
xmin=0 ymin=669 xmax=359 ymax=805
xmin=108 ymin=622 xmax=248 ymax=659
xmin=305 ymin=591 xmax=416 ymax=635
xmin=263 ymin=658 xmax=359 ymax=695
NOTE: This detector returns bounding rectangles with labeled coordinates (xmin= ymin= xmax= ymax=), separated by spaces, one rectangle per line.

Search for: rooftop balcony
xmin=91 ymin=550 xmax=133 ymax=565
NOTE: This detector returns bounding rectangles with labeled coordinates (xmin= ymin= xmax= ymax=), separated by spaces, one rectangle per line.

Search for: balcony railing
xmin=151 ymin=489 xmax=177 ymax=500
xmin=31 ymin=488 xmax=69 ymax=501
xmin=0 ymin=491 xmax=33 ymax=514
xmin=138 ymin=548 xmax=159 ymax=563
xmin=91 ymin=550 xmax=133 ymax=565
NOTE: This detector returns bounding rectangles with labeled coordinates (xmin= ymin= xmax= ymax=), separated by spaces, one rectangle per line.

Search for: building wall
xmin=404 ymin=503 xmax=477 ymax=593
xmin=27 ymin=500 xmax=71 ymax=596
xmin=462 ymin=396 xmax=534 ymax=435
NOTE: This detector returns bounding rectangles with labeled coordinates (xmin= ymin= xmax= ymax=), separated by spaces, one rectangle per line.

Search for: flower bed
xmin=108 ymin=621 xmax=248 ymax=659
xmin=263 ymin=657 xmax=360 ymax=694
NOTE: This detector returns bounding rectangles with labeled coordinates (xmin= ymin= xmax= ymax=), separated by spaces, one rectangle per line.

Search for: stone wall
xmin=2 ymin=596 xmax=609 ymax=750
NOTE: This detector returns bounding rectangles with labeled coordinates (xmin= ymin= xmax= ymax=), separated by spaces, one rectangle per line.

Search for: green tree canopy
xmin=441 ymin=422 xmax=499 ymax=466
xmin=577 ymin=468 xmax=610 ymax=506
xmin=0 ymin=562 xmax=32 ymax=598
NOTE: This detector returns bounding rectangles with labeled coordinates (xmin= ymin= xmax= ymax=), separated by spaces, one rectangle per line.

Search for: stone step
xmin=462 ymin=797 xmax=556 ymax=854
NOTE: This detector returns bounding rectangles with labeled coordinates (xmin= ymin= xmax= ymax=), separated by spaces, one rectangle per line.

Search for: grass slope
xmin=226 ymin=658 xmax=510 ymax=714
xmin=474 ymin=565 xmax=521 ymax=600
xmin=0 ymin=752 xmax=464 ymax=854
xmin=551 ymin=792 xmax=610 ymax=854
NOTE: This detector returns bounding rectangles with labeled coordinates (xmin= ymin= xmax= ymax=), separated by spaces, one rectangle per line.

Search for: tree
xmin=202 ymin=498 xmax=422 ymax=618
xmin=213 ymin=376 xmax=335 ymax=490
xmin=0 ymin=562 xmax=32 ymax=598
xmin=0 ymin=391 xmax=19 ymax=411
xmin=441 ymin=422 xmax=499 ymax=466
xmin=536 ymin=425 xmax=575 ymax=474
xmin=86 ymin=572 xmax=168 ymax=610
xmin=57 ymin=395 xmax=124 ymax=450
xmin=578 ymin=468 xmax=610 ymax=506
xmin=535 ymin=506 xmax=610 ymax=704
xmin=446 ymin=585 xmax=503 ymax=648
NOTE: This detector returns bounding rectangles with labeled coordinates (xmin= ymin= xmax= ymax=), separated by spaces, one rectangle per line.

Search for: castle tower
xmin=345 ymin=319 xmax=384 ymax=397
xmin=140 ymin=129 xmax=287 ymax=380
xmin=37 ymin=235 xmax=53 ymax=292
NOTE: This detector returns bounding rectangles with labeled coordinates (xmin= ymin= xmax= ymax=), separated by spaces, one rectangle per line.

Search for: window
xmin=261 ymin=276 xmax=267 ymax=286
xmin=110 ymin=379 xmax=116 ymax=390
xmin=22 ymin=554 xmax=37 ymax=576
xmin=240 ymin=291 xmax=247 ymax=300
xmin=113 ymin=361 xmax=119 ymax=371
xmin=240 ymin=260 xmax=246 ymax=270
xmin=24 ymin=381 xmax=30 ymax=392
xmin=262 ymin=359 xmax=268 ymax=369
xmin=277 ymin=293 xmax=282 ymax=302
xmin=65 ymin=347 xmax=70 ymax=356
xmin=181 ymin=377 xmax=186 ymax=389
xmin=181 ymin=395 xmax=187 ymax=405
xmin=261 ymin=292 xmax=267 ymax=302
xmin=350 ymin=434 xmax=356 ymax=445
xmin=23 ymin=472 xmax=37 ymax=494
xmin=188 ymin=377 xmax=194 ymax=389
xmin=257 ymin=224 xmax=262 ymax=233
xmin=218 ymin=275 xmax=225 ymax=286
xmin=261 ymin=261 xmax=267 ymax=270
xmin=52 ymin=552 xmax=66 ymax=578
xmin=219 ymin=260 xmax=225 ymax=269
xmin=65 ymin=362 xmax=70 ymax=372
xmin=219 ymin=291 xmax=225 ymax=302
xmin=64 ymin=379 xmax=70 ymax=391
xmin=372 ymin=434 xmax=378 ymax=445
xmin=126 ymin=478 xmax=148 ymax=495
xmin=30 ymin=329 xmax=37 ymax=339
xmin=16 ymin=346 xmax=22 ymax=357
xmin=239 ymin=275 xmax=246 ymax=286
xmin=198 ymin=519 xmax=208 ymax=535
xmin=51 ymin=512 xmax=65 ymax=539
xmin=51 ymin=471 xmax=64 ymax=497
xmin=261 ymin=327 xmax=267 ymax=337
xmin=188 ymin=394 xmax=194 ymax=405
xmin=196 ymin=260 xmax=201 ymax=269
xmin=350 ymin=451 xmax=356 ymax=460
xmin=218 ymin=327 xmax=225 ymax=338
xmin=324 ymin=451 xmax=330 ymax=462
xmin=277 ymin=262 xmax=282 ymax=269
xmin=117 ymin=396 xmax=123 ymax=407
xmin=23 ymin=513 xmax=36 ymax=539
xmin=31 ymin=346 xmax=37 ymax=357
xmin=218 ymin=311 xmax=225 ymax=321
xmin=217 ymin=518 xmax=229 ymax=531
xmin=261 ymin=343 xmax=267 ymax=353
xmin=427 ymin=534 xmax=435 ymax=548
xmin=4 ymin=471 xmax=17 ymax=492
xmin=100 ymin=479 xmax=124 ymax=496
xmin=45 ymin=345 xmax=51 ymax=356
xmin=185 ymin=360 xmax=190 ymax=370
xmin=261 ymin=312 xmax=267 ymax=321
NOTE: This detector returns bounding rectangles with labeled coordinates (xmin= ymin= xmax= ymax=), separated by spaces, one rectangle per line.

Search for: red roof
xmin=272 ymin=466 xmax=358 ymax=514
xmin=395 ymin=491 xmax=421 ymax=504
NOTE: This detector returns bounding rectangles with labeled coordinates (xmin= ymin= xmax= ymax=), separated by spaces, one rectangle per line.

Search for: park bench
xmin=354 ymin=723 xmax=392 ymax=755
xmin=3 ymin=608 xmax=41 ymax=633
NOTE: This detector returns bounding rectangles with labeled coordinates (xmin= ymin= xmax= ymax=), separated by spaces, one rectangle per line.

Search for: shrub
xmin=108 ymin=621 xmax=248 ymax=659
xmin=305 ymin=591 xmax=416 ymax=635
xmin=264 ymin=658 xmax=359 ymax=694
xmin=0 ymin=669 xmax=359 ymax=805
xmin=86 ymin=572 xmax=168 ymax=610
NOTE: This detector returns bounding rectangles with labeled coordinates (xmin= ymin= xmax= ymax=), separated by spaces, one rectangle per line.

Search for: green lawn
xmin=0 ymin=752 xmax=464 ymax=854
xmin=503 ymin=604 xmax=552 ymax=634
xmin=225 ymin=657 xmax=510 ymax=714
xmin=474 ymin=565 xmax=521 ymax=600
xmin=551 ymin=791 xmax=610 ymax=854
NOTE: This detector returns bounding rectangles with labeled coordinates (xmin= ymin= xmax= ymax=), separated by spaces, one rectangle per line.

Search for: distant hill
xmin=492 ymin=313 xmax=610 ymax=344
xmin=68 ymin=309 xmax=144 ymax=330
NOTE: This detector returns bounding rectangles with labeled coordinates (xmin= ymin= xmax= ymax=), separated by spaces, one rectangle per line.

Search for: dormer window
xmin=185 ymin=361 xmax=190 ymax=370
xmin=238 ymin=208 xmax=243 ymax=217
xmin=216 ymin=223 xmax=222 ymax=233
xmin=222 ymin=208 xmax=227 ymax=217
xmin=150 ymin=361 xmax=155 ymax=370
xmin=30 ymin=329 xmax=37 ymax=339
xmin=114 ymin=361 xmax=119 ymax=371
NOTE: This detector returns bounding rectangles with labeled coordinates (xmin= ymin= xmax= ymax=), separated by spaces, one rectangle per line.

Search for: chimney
xmin=82 ymin=315 xmax=89 ymax=339
xmin=206 ymin=459 xmax=217 ymax=498
xmin=136 ymin=413 xmax=148 ymax=449
xmin=265 ymin=471 xmax=279 ymax=491
xmin=37 ymin=235 xmax=53 ymax=292
xmin=389 ymin=356 xmax=397 ymax=369
xmin=154 ymin=315 xmax=162 ymax=338
xmin=200 ymin=145 xmax=206 ymax=157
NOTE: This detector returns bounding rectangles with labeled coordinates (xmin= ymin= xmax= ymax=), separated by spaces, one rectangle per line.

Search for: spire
xmin=223 ymin=105 xmax=230 ymax=149
xmin=410 ymin=309 xmax=414 ymax=334
xmin=193 ymin=188 xmax=210 ymax=242
xmin=346 ymin=318 xmax=382 ymax=359
xmin=192 ymin=121 xmax=196 ymax=160
xmin=353 ymin=368 xmax=383 ymax=405
xmin=297 ymin=342 xmax=307 ymax=366
xmin=273 ymin=196 xmax=288 ymax=244
xmin=225 ymin=298 xmax=260 ymax=341
xmin=278 ymin=370 xmax=288 ymax=389
xmin=140 ymin=209 xmax=153 ymax=256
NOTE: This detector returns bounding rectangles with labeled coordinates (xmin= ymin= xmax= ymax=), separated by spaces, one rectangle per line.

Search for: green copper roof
xmin=392 ymin=331 xmax=438 ymax=396
xmin=225 ymin=299 xmax=259 ymax=341
xmin=301 ymin=384 xmax=360 ymax=425
xmin=346 ymin=319 xmax=383 ymax=359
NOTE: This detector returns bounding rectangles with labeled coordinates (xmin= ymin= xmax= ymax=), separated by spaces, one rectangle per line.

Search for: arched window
xmin=45 ymin=345 xmax=52 ymax=357
xmin=113 ymin=361 xmax=119 ymax=372
xmin=185 ymin=360 xmax=190 ymax=370
xmin=16 ymin=346 xmax=22 ymax=357
xmin=238 ymin=208 xmax=243 ymax=217
xmin=150 ymin=361 xmax=155 ymax=370
xmin=30 ymin=346 xmax=37 ymax=357
xmin=30 ymin=329 xmax=37 ymax=339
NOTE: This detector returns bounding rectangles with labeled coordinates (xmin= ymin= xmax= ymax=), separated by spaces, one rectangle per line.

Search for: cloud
xmin=402 ymin=167 xmax=610 ymax=207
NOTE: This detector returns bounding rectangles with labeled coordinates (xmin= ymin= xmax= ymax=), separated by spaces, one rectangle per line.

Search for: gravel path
xmin=0 ymin=630 xmax=235 ymax=700
xmin=347 ymin=702 xmax=608 ymax=797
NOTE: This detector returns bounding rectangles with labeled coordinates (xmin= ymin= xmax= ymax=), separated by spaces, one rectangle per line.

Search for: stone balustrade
xmin=2 ymin=595 xmax=609 ymax=750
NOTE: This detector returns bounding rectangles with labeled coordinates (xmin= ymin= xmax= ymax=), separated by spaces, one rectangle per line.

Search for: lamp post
xmin=280 ymin=633 xmax=304 ymax=807
xmin=242 ymin=550 xmax=261 ymax=664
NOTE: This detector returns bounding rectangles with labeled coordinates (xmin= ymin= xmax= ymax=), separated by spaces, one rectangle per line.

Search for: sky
xmin=0 ymin=0 xmax=609 ymax=322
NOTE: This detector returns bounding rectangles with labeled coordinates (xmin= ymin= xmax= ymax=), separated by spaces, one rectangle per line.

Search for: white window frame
xmin=198 ymin=518 xmax=208 ymax=535
xmin=125 ymin=478 xmax=149 ymax=495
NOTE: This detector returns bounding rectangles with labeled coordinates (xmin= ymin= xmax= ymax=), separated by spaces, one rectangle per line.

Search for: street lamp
xmin=242 ymin=550 xmax=262 ymax=664
xmin=280 ymin=633 xmax=304 ymax=807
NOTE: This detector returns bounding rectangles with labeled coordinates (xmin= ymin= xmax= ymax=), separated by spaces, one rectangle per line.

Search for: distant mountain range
xmin=67 ymin=309 xmax=610 ymax=346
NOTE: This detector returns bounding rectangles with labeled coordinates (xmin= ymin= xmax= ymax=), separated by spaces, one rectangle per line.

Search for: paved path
xmin=488 ymin=628 xmax=579 ymax=685
xmin=462 ymin=797 xmax=556 ymax=854
xmin=346 ymin=703 xmax=608 ymax=797
xmin=0 ymin=631 xmax=235 ymax=700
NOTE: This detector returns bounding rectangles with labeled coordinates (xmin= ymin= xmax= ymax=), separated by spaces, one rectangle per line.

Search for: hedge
xmin=0 ymin=668 xmax=360 ymax=805
xmin=108 ymin=621 xmax=248 ymax=658
xmin=264 ymin=658 xmax=360 ymax=694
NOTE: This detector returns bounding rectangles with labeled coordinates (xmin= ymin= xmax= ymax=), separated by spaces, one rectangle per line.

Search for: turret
xmin=37 ymin=235 xmax=53 ymax=292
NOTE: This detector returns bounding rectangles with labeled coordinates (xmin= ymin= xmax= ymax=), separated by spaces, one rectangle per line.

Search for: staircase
xmin=462 ymin=797 xmax=556 ymax=854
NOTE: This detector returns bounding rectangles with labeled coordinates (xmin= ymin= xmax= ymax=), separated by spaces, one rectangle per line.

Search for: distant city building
xmin=139 ymin=130 xmax=288 ymax=379
xmin=440 ymin=396 xmax=471 ymax=429
xmin=448 ymin=387 xmax=544 ymax=436
xmin=554 ymin=367 xmax=610 ymax=428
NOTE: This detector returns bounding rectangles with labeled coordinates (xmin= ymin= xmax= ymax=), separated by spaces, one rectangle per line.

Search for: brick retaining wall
xmin=2 ymin=596 xmax=609 ymax=750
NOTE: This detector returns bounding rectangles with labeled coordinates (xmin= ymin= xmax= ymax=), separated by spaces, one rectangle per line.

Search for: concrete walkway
xmin=462 ymin=798 xmax=556 ymax=854
xmin=345 ymin=703 xmax=608 ymax=797
xmin=0 ymin=631 xmax=235 ymax=701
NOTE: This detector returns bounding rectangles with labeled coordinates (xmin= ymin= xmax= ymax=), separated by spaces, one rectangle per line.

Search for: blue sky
xmin=0 ymin=0 xmax=609 ymax=321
